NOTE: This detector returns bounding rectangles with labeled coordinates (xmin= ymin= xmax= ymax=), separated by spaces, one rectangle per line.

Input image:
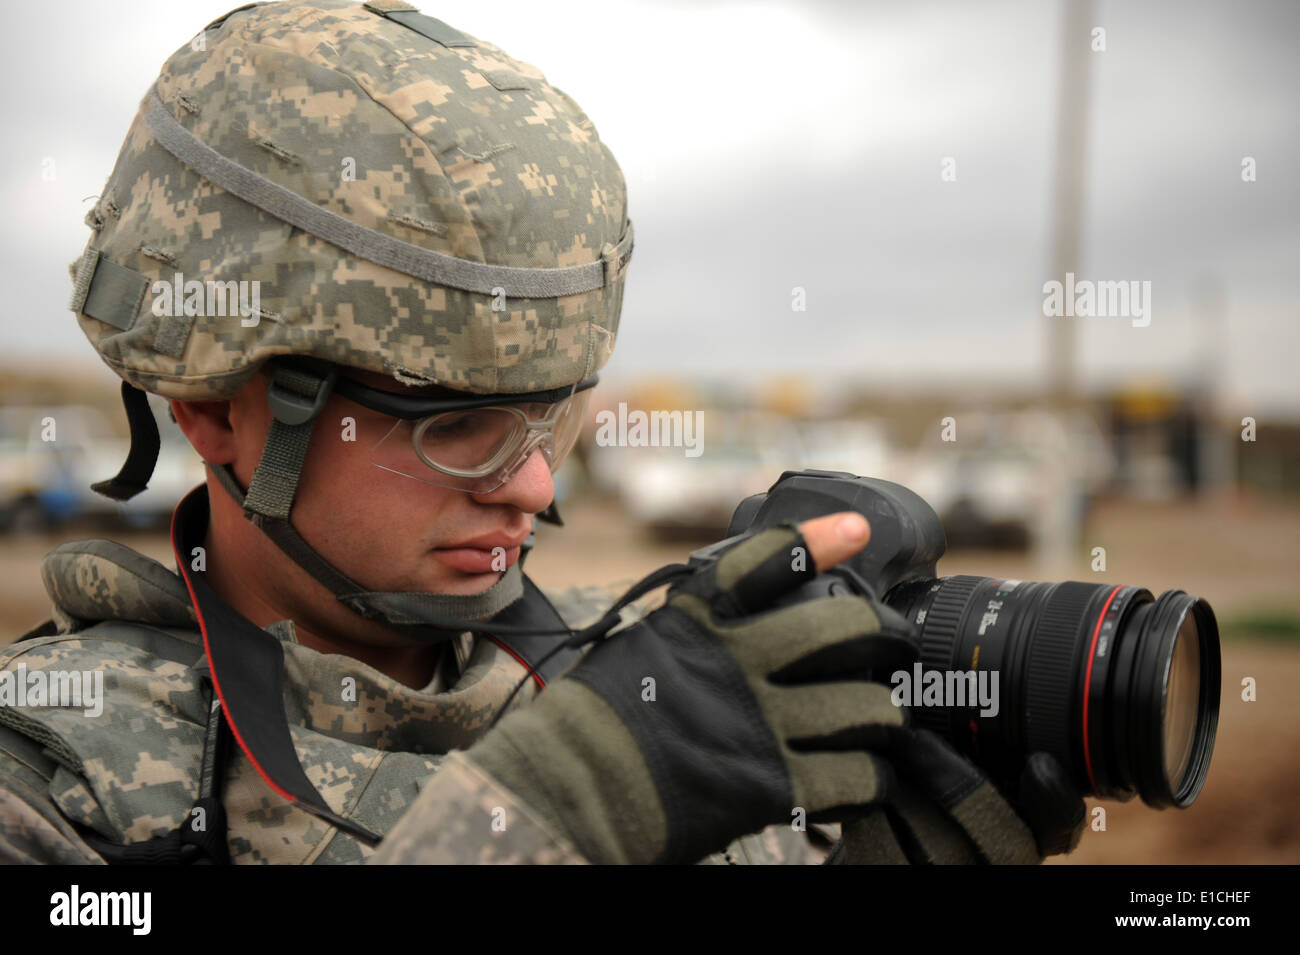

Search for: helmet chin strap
xmin=208 ymin=360 xmax=525 ymax=640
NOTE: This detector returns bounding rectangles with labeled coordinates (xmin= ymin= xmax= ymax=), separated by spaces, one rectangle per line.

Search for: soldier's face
xmin=230 ymin=368 xmax=556 ymax=599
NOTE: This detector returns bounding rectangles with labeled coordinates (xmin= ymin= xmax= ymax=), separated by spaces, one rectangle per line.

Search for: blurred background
xmin=1 ymin=0 xmax=1296 ymax=864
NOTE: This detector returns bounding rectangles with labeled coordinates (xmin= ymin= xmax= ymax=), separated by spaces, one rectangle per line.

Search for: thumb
xmin=798 ymin=512 xmax=872 ymax=573
xmin=678 ymin=512 xmax=872 ymax=618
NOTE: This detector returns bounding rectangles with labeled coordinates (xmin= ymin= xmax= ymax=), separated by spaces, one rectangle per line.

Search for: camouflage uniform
xmin=0 ymin=1 xmax=828 ymax=864
xmin=0 ymin=505 xmax=821 ymax=864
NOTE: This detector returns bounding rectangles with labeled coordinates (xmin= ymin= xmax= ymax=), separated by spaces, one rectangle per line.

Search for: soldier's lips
xmin=431 ymin=545 xmax=521 ymax=575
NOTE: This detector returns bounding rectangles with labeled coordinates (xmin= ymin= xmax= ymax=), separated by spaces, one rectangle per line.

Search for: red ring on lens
xmin=1081 ymin=584 xmax=1123 ymax=794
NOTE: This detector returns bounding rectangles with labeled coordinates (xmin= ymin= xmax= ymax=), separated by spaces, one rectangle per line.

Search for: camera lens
xmin=884 ymin=577 xmax=1220 ymax=808
xmin=1164 ymin=611 xmax=1201 ymax=791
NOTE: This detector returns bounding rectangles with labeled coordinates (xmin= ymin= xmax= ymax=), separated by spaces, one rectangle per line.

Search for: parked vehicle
xmin=902 ymin=410 xmax=1112 ymax=550
xmin=595 ymin=411 xmax=893 ymax=540
xmin=0 ymin=401 xmax=204 ymax=532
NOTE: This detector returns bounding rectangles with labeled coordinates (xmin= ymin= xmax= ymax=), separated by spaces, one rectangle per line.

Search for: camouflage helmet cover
xmin=71 ymin=0 xmax=632 ymax=400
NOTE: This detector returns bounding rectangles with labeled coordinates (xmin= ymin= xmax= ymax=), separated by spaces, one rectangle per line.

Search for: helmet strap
xmin=209 ymin=360 xmax=524 ymax=639
xmin=90 ymin=381 xmax=162 ymax=501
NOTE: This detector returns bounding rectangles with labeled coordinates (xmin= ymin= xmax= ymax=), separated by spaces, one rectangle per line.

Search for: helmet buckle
xmin=267 ymin=363 xmax=339 ymax=426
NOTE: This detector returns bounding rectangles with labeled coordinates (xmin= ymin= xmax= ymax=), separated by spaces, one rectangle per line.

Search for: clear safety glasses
xmin=332 ymin=375 xmax=597 ymax=493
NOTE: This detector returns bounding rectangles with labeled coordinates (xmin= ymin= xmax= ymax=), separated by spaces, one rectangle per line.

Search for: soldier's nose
xmin=471 ymin=448 xmax=554 ymax=514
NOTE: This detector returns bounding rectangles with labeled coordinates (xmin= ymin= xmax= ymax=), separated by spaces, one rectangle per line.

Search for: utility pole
xmin=1038 ymin=0 xmax=1095 ymax=574
xmin=1046 ymin=0 xmax=1094 ymax=408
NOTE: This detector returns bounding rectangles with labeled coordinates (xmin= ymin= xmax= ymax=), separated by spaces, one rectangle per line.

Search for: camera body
xmin=727 ymin=470 xmax=948 ymax=596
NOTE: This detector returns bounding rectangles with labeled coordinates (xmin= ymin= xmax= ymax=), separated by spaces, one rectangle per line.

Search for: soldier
xmin=0 ymin=0 xmax=1082 ymax=865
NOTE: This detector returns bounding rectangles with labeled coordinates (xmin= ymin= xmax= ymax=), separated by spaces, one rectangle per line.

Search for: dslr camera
xmin=722 ymin=469 xmax=1220 ymax=808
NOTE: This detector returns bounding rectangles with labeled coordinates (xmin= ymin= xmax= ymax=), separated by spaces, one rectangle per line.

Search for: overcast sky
xmin=2 ymin=0 xmax=1296 ymax=416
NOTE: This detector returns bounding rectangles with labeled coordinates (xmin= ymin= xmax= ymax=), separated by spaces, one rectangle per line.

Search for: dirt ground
xmin=2 ymin=490 xmax=1297 ymax=864
xmin=1049 ymin=640 xmax=1300 ymax=865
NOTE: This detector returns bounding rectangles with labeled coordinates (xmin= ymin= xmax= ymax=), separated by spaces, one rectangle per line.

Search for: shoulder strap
xmin=166 ymin=486 xmax=583 ymax=854
xmin=484 ymin=575 xmax=583 ymax=687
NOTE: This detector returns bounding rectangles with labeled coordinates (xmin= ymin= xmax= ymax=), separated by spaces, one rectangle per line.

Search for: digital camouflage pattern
xmin=369 ymin=751 xmax=822 ymax=865
xmin=75 ymin=0 xmax=631 ymax=400
xmin=0 ymin=540 xmax=822 ymax=864
xmin=368 ymin=751 xmax=587 ymax=865
xmin=39 ymin=539 xmax=197 ymax=633
xmin=5 ymin=0 xmax=826 ymax=866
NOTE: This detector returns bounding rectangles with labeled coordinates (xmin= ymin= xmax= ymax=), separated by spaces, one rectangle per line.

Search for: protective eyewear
xmin=333 ymin=374 xmax=597 ymax=493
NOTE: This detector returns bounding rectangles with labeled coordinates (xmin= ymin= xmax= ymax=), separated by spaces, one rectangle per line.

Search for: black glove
xmin=467 ymin=521 xmax=920 ymax=864
xmin=830 ymin=736 xmax=1086 ymax=864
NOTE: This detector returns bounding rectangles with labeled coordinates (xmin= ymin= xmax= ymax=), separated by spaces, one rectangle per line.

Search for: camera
xmin=724 ymin=469 xmax=1221 ymax=809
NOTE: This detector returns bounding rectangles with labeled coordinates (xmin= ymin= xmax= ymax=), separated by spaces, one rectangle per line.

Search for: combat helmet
xmin=70 ymin=0 xmax=633 ymax=629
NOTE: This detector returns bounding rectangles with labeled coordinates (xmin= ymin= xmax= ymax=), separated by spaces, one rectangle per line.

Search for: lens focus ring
xmin=911 ymin=575 xmax=982 ymax=735
xmin=1023 ymin=582 xmax=1098 ymax=766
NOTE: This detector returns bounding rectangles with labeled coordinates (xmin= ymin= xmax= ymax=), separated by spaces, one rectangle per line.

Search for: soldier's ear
xmin=171 ymin=397 xmax=237 ymax=464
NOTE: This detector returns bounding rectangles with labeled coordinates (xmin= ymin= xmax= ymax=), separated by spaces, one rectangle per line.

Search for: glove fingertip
xmin=1019 ymin=752 xmax=1087 ymax=857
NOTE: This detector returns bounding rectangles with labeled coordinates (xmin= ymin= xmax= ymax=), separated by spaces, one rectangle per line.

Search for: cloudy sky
xmin=2 ymin=0 xmax=1296 ymax=415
